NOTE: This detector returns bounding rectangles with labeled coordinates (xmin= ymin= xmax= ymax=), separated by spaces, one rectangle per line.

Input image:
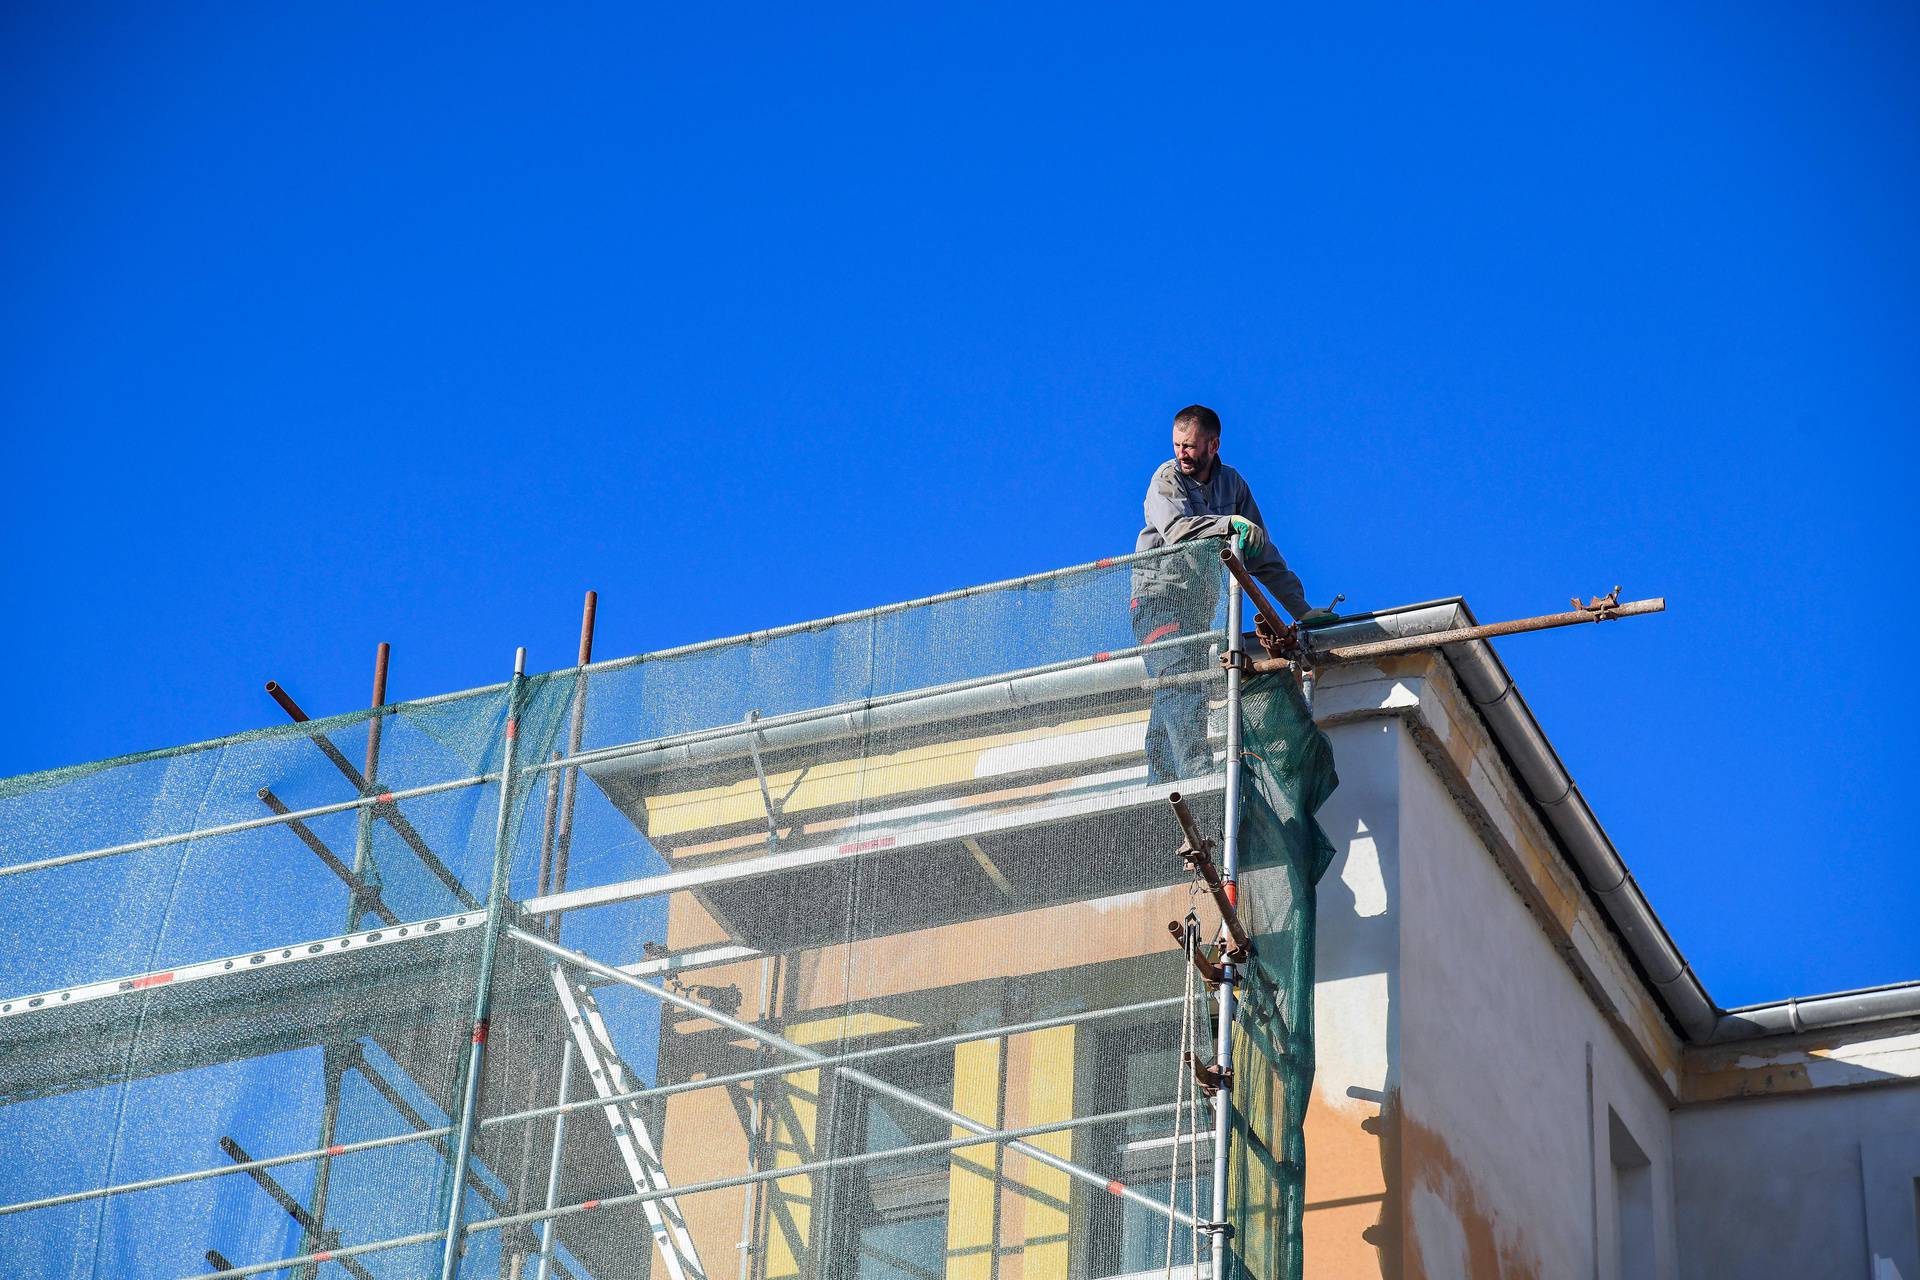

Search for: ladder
xmin=550 ymin=964 xmax=709 ymax=1280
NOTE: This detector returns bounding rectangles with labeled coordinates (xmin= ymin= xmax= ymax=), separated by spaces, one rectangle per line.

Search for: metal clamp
xmin=1167 ymin=918 xmax=1228 ymax=985
xmin=1218 ymin=649 xmax=1257 ymax=674
xmin=1187 ymin=1051 xmax=1233 ymax=1097
xmin=1169 ymin=794 xmax=1255 ymax=961
xmin=1221 ymin=546 xmax=1304 ymax=661
xmin=1573 ymin=586 xmax=1623 ymax=621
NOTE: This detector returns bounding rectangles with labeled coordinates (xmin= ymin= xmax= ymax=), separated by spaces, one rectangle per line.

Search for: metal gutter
xmin=1303 ymin=599 xmax=1920 ymax=1046
xmin=1707 ymin=979 xmax=1920 ymax=1043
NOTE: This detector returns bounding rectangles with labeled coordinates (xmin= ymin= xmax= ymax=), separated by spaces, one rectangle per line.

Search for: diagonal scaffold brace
xmin=1167 ymin=791 xmax=1255 ymax=963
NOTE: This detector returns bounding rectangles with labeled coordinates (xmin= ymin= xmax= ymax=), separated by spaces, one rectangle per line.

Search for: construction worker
xmin=1130 ymin=404 xmax=1334 ymax=783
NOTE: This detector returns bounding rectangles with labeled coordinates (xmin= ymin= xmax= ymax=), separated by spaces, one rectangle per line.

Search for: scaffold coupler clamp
xmin=1574 ymin=585 xmax=1623 ymax=621
xmin=1219 ymin=648 xmax=1257 ymax=674
xmin=1254 ymin=613 xmax=1301 ymax=663
xmin=1187 ymin=1050 xmax=1233 ymax=1097
xmin=1168 ymin=914 xmax=1228 ymax=985
xmin=1199 ymin=1219 xmax=1236 ymax=1239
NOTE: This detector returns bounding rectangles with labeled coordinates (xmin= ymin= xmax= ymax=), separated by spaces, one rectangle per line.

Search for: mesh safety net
xmin=1224 ymin=675 xmax=1340 ymax=1280
xmin=0 ymin=539 xmax=1336 ymax=1280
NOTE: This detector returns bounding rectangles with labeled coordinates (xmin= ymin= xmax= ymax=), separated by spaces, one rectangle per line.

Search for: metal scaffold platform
xmin=0 ymin=544 xmax=1243 ymax=1280
xmin=0 ymin=537 xmax=1660 ymax=1280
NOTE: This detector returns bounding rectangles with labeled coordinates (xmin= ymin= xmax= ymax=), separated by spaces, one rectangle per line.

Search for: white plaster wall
xmin=1673 ymin=1087 xmax=1920 ymax=1280
xmin=1395 ymin=726 xmax=1678 ymax=1280
xmin=1313 ymin=718 xmax=1404 ymax=1110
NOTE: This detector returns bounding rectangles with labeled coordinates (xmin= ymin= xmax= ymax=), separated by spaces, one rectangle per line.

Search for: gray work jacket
xmin=1131 ymin=458 xmax=1310 ymax=619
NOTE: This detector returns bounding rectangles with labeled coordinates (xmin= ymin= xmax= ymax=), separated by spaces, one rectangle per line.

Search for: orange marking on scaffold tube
xmin=1106 ymin=1180 xmax=1126 ymax=1195
xmin=327 ymin=1144 xmax=346 ymax=1156
xmin=1093 ymin=651 xmax=1112 ymax=662
xmin=582 ymin=1198 xmax=601 ymax=1211
xmin=1223 ymin=881 xmax=1237 ymax=906
xmin=506 ymin=719 xmax=518 ymax=740
xmin=314 ymin=1252 xmax=333 ymax=1263
xmin=131 ymin=972 xmax=175 ymax=989
xmin=473 ymin=1019 xmax=490 ymax=1045
xmin=377 ymin=792 xmax=394 ymax=805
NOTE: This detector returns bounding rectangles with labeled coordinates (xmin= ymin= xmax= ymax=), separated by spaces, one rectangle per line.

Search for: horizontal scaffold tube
xmin=190 ymin=1101 xmax=1181 ymax=1280
xmin=529 ymin=630 xmax=1223 ymax=779
xmin=0 ymin=995 xmax=1182 ymax=1220
xmin=0 ymin=773 xmax=496 ymax=880
xmin=510 ymin=928 xmax=1200 ymax=1229
xmin=1256 ymin=597 xmax=1666 ymax=672
xmin=573 ymin=541 xmax=1205 ymax=678
xmin=374 ymin=542 xmax=1216 ymax=715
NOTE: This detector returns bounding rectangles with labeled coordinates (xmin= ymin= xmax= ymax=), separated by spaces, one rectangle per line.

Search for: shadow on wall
xmin=1301 ymin=727 xmax=1404 ymax=1280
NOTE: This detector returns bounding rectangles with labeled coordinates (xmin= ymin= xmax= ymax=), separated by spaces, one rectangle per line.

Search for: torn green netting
xmin=1226 ymin=671 xmax=1340 ymax=1280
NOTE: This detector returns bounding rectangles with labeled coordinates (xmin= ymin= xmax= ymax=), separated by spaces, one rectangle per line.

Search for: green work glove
xmin=1298 ymin=607 xmax=1340 ymax=628
xmin=1226 ymin=516 xmax=1264 ymax=556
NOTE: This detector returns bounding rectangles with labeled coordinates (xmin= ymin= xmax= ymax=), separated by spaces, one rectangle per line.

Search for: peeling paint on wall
xmin=1683 ymin=1020 xmax=1920 ymax=1103
xmin=1401 ymin=1112 xmax=1546 ymax=1280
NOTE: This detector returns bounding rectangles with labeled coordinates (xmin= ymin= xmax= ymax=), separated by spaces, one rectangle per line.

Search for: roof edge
xmin=1303 ymin=600 xmax=1920 ymax=1046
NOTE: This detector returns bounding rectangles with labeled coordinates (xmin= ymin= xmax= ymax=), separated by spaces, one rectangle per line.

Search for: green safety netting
xmin=0 ymin=539 xmax=1335 ymax=1280
xmin=1226 ymin=675 xmax=1341 ymax=1280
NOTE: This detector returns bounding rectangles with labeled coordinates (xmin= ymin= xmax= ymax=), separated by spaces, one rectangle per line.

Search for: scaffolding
xmin=0 ymin=540 xmax=1338 ymax=1280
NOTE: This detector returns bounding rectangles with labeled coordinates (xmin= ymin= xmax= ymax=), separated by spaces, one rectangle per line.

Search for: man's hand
xmin=1226 ymin=516 xmax=1264 ymax=556
xmin=1298 ymin=607 xmax=1340 ymax=628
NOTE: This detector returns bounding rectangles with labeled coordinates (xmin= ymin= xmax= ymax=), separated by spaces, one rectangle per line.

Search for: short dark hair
xmin=1173 ymin=404 xmax=1221 ymax=438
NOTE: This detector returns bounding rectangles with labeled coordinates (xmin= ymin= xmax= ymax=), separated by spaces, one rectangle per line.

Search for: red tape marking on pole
xmin=1106 ymin=1180 xmax=1126 ymax=1195
xmin=582 ymin=1198 xmax=601 ymax=1211
xmin=473 ymin=1019 xmax=490 ymax=1045
xmin=130 ymin=972 xmax=175 ymax=990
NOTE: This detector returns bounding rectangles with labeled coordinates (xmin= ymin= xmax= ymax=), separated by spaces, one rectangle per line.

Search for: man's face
xmin=1172 ymin=423 xmax=1220 ymax=480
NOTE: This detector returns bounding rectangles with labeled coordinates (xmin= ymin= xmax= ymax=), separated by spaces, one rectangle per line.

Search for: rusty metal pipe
xmin=217 ymin=1138 xmax=378 ymax=1280
xmin=1256 ymin=596 xmax=1667 ymax=672
xmin=549 ymin=590 xmax=598 ymax=929
xmin=265 ymin=682 xmax=363 ymax=783
xmin=1166 ymin=919 xmax=1227 ymax=985
xmin=363 ymin=643 xmax=390 ymax=780
xmin=1167 ymin=790 xmax=1210 ymax=856
xmin=1166 ymin=793 xmax=1254 ymax=960
xmin=1218 ymin=547 xmax=1291 ymax=642
xmin=264 ymin=679 xmax=480 ymax=911
xmin=347 ymin=641 xmax=393 ymax=935
xmin=264 ymin=680 xmax=310 ymax=723
xmin=257 ymin=789 xmax=399 ymax=927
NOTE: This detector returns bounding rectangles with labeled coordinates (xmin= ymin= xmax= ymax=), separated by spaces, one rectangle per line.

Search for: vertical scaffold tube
xmin=532 ymin=1042 xmax=574 ymax=1280
xmin=1210 ymin=557 xmax=1243 ymax=1280
xmin=439 ymin=647 xmax=529 ymax=1280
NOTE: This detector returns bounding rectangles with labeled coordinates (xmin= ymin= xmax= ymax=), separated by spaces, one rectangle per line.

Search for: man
xmin=1130 ymin=404 xmax=1334 ymax=782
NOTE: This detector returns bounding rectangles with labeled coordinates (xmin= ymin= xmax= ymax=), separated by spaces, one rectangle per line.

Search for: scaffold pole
xmin=1209 ymin=546 xmax=1245 ymax=1280
xmin=438 ymin=646 xmax=529 ymax=1280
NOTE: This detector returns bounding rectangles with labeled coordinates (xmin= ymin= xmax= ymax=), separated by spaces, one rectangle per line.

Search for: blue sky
xmin=3 ymin=1 xmax=1915 ymax=1014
